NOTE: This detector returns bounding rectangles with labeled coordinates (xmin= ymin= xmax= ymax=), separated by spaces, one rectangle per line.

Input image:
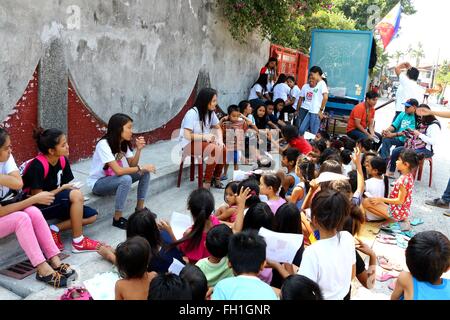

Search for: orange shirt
xmin=346 ymin=102 xmax=375 ymax=133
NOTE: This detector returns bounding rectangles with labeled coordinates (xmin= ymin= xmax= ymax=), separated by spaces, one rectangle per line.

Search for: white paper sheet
xmin=304 ymin=131 xmax=316 ymax=140
xmin=316 ymin=171 xmax=349 ymax=183
xmin=83 ymin=272 xmax=120 ymax=300
xmin=258 ymin=227 xmax=304 ymax=263
xmin=168 ymin=258 xmax=185 ymax=276
xmin=170 ymin=212 xmax=193 ymax=240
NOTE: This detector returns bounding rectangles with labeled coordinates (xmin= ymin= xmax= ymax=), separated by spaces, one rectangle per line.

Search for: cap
xmin=403 ymin=98 xmax=419 ymax=107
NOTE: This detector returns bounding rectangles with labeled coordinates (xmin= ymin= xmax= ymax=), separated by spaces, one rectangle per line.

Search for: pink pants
xmin=0 ymin=206 xmax=60 ymax=267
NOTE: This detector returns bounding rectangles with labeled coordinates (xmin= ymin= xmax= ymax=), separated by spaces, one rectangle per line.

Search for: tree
xmin=281 ymin=10 xmax=356 ymax=53
xmin=393 ymin=50 xmax=404 ymax=65
xmin=333 ymin=0 xmax=416 ymax=31
xmin=411 ymin=42 xmax=425 ymax=67
xmin=436 ymin=60 xmax=450 ymax=99
xmin=217 ymin=0 xmax=334 ymax=44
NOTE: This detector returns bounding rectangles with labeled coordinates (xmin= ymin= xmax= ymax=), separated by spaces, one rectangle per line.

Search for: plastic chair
xmin=177 ymin=154 xmax=203 ymax=189
xmin=415 ymin=157 xmax=433 ymax=187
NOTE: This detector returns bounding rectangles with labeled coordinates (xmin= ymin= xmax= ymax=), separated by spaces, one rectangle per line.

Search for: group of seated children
xmin=99 ymin=130 xmax=449 ymax=300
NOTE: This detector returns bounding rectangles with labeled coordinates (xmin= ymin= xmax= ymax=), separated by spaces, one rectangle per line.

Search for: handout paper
xmin=258 ymin=227 xmax=304 ymax=263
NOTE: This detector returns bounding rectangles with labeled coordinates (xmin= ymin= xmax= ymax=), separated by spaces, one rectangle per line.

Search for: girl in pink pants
xmin=0 ymin=128 xmax=76 ymax=288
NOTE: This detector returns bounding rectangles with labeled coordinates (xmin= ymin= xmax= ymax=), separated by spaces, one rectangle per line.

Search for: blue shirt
xmin=392 ymin=112 xmax=416 ymax=142
xmin=286 ymin=172 xmax=301 ymax=196
xmin=148 ymin=230 xmax=185 ymax=273
xmin=212 ymin=275 xmax=279 ymax=300
xmin=413 ymin=277 xmax=450 ymax=300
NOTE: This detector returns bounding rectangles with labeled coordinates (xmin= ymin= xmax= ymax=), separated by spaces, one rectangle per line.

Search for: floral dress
xmin=388 ymin=173 xmax=414 ymax=221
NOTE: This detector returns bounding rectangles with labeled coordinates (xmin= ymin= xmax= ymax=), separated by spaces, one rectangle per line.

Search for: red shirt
xmin=347 ymin=102 xmax=375 ymax=133
xmin=289 ymin=137 xmax=312 ymax=155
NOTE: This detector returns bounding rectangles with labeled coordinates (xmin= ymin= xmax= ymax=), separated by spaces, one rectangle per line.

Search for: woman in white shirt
xmin=88 ymin=113 xmax=156 ymax=229
xmin=179 ymin=88 xmax=226 ymax=189
xmin=386 ymin=104 xmax=440 ymax=177
xmin=273 ymin=74 xmax=294 ymax=107
xmin=248 ymin=74 xmax=270 ymax=108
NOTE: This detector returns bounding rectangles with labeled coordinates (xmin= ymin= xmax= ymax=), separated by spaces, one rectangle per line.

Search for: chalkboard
xmin=309 ymin=30 xmax=373 ymax=102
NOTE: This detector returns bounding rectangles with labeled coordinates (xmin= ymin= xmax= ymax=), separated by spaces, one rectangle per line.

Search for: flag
xmin=375 ymin=2 xmax=402 ymax=49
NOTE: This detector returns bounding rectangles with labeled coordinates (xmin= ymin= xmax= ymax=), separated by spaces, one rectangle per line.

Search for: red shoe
xmin=72 ymin=236 xmax=100 ymax=253
xmin=51 ymin=230 xmax=64 ymax=251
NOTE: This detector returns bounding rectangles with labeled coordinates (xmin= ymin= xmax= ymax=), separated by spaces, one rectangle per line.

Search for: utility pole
xmin=431 ymin=48 xmax=441 ymax=88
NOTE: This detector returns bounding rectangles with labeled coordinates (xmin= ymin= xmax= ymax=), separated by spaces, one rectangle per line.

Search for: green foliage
xmin=333 ymin=0 xmax=416 ymax=30
xmin=436 ymin=61 xmax=450 ymax=87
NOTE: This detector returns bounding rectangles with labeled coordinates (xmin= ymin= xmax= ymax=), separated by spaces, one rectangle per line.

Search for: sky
xmin=384 ymin=0 xmax=450 ymax=67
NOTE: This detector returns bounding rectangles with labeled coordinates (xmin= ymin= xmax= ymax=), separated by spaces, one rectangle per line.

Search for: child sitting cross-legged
xmin=280 ymin=274 xmax=323 ymax=300
xmin=259 ymin=173 xmax=286 ymax=215
xmin=211 ymin=230 xmax=279 ymax=300
xmin=215 ymin=181 xmax=239 ymax=223
xmin=115 ymin=236 xmax=157 ymax=300
xmin=195 ymin=224 xmax=234 ymax=288
xmin=391 ymin=231 xmax=450 ymax=300
xmin=180 ymin=264 xmax=208 ymax=301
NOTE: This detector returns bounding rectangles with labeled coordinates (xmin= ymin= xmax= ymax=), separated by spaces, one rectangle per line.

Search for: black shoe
xmin=425 ymin=198 xmax=449 ymax=209
xmin=112 ymin=217 xmax=128 ymax=229
xmin=36 ymin=271 xmax=68 ymax=288
xmin=53 ymin=263 xmax=77 ymax=280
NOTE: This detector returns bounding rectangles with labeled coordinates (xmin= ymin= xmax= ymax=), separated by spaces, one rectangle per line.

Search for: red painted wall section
xmin=67 ymin=80 xmax=107 ymax=162
xmin=2 ymin=69 xmax=39 ymax=165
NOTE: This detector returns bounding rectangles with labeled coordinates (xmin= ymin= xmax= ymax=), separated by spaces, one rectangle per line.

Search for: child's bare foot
xmin=97 ymin=244 xmax=115 ymax=262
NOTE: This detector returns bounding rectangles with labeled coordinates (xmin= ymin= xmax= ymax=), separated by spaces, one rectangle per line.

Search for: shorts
xmin=226 ymin=150 xmax=241 ymax=164
xmin=38 ymin=189 xmax=98 ymax=221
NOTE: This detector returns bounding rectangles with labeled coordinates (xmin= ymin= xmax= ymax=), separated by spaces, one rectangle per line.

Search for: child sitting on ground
xmin=364 ymin=156 xmax=389 ymax=221
xmin=115 ymin=236 xmax=157 ymax=300
xmin=260 ymin=173 xmax=286 ymax=214
xmin=280 ymin=275 xmax=323 ymax=300
xmin=362 ymin=149 xmax=419 ymax=228
xmin=279 ymin=148 xmax=301 ymax=198
xmin=215 ymin=181 xmax=239 ymax=223
xmin=212 ymin=230 xmax=278 ymax=300
xmin=266 ymin=100 xmax=282 ymax=130
xmin=196 ymin=224 xmax=234 ymax=287
xmin=180 ymin=264 xmax=208 ymax=301
xmin=275 ymin=125 xmax=312 ymax=155
xmin=148 ymin=273 xmax=192 ymax=300
xmin=391 ymin=231 xmax=450 ymax=300
xmin=158 ymin=188 xmax=220 ymax=264
xmin=288 ymin=156 xmax=315 ymax=209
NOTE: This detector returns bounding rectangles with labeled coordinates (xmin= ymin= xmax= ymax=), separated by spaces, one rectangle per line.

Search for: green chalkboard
xmin=310 ymin=29 xmax=373 ymax=102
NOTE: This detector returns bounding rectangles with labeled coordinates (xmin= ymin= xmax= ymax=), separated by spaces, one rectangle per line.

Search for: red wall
xmin=2 ymin=69 xmax=39 ymax=164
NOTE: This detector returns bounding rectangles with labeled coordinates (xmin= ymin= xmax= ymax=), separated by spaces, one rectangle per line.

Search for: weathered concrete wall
xmin=0 ymin=0 xmax=269 ymax=133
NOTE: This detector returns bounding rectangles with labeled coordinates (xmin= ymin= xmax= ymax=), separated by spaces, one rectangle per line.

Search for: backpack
xmin=59 ymin=287 xmax=93 ymax=300
xmin=19 ymin=154 xmax=66 ymax=194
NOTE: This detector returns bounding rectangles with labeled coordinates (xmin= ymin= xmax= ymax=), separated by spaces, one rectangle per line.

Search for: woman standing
xmin=179 ymin=88 xmax=226 ymax=189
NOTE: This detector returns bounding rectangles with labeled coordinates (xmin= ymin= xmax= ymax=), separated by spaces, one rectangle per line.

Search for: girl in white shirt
xmin=364 ymin=156 xmax=389 ymax=221
xmin=88 ymin=113 xmax=156 ymax=229
xmin=298 ymin=190 xmax=356 ymax=300
xmin=248 ymin=74 xmax=271 ymax=106
xmin=273 ymin=74 xmax=295 ymax=107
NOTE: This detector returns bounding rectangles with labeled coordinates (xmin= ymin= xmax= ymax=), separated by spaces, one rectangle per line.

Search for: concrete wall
xmin=0 ymin=0 xmax=269 ymax=134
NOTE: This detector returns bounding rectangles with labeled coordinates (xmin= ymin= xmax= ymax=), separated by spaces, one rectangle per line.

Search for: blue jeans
xmin=442 ymin=178 xmax=450 ymax=203
xmin=294 ymin=108 xmax=309 ymax=130
xmin=299 ymin=112 xmax=321 ymax=136
xmin=92 ymin=172 xmax=150 ymax=212
xmin=380 ymin=137 xmax=404 ymax=160
xmin=347 ymin=129 xmax=368 ymax=141
xmin=389 ymin=147 xmax=433 ymax=172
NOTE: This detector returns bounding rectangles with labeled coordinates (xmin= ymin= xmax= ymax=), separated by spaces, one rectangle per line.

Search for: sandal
xmin=410 ymin=218 xmax=424 ymax=226
xmin=376 ymin=272 xmax=398 ymax=282
xmin=376 ymin=234 xmax=397 ymax=245
xmin=211 ymin=178 xmax=225 ymax=189
xmin=53 ymin=263 xmax=77 ymax=279
xmin=36 ymin=271 xmax=68 ymax=288
xmin=377 ymin=256 xmax=393 ymax=270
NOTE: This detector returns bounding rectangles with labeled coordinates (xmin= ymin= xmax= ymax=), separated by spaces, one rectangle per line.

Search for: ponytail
xmin=32 ymin=127 xmax=64 ymax=155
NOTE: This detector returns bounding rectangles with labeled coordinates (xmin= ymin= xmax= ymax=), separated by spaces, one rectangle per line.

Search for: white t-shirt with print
xmin=291 ymin=85 xmax=302 ymax=110
xmin=365 ymin=177 xmax=386 ymax=221
xmin=179 ymin=107 xmax=220 ymax=149
xmin=273 ymin=83 xmax=291 ymax=102
xmin=248 ymin=84 xmax=265 ymax=100
xmin=0 ymin=155 xmax=19 ymax=198
xmin=301 ymin=80 xmax=329 ymax=114
xmin=87 ymin=139 xmax=134 ymax=189
xmin=298 ymin=231 xmax=356 ymax=300
xmin=395 ymin=73 xmax=424 ymax=112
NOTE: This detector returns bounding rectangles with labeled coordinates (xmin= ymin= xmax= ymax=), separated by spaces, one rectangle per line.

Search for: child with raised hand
xmin=298 ymin=190 xmax=356 ymax=300
xmin=362 ymin=149 xmax=419 ymax=227
xmin=158 ymin=188 xmax=220 ymax=264
xmin=260 ymin=173 xmax=286 ymax=214
xmin=180 ymin=264 xmax=208 ymax=301
xmin=364 ymin=156 xmax=389 ymax=221
xmin=115 ymin=236 xmax=157 ymax=300
xmin=22 ymin=127 xmax=100 ymax=252
xmin=391 ymin=231 xmax=450 ymax=300
xmin=215 ymin=181 xmax=239 ymax=223
xmin=88 ymin=113 xmax=155 ymax=230
xmin=288 ymin=156 xmax=315 ymax=209
xmin=211 ymin=230 xmax=279 ymax=300
xmin=196 ymin=224 xmax=234 ymax=287
xmin=280 ymin=275 xmax=323 ymax=300
xmin=148 ymin=273 xmax=192 ymax=300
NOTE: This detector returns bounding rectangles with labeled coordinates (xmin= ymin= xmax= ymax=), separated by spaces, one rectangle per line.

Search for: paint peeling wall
xmin=0 ymin=0 xmax=269 ymax=133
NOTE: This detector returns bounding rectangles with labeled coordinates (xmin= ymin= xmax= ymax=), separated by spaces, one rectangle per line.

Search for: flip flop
xmin=376 ymin=272 xmax=398 ymax=282
xmin=388 ymin=279 xmax=397 ymax=291
xmin=410 ymin=218 xmax=424 ymax=226
xmin=444 ymin=210 xmax=450 ymax=217
xmin=377 ymin=256 xmax=393 ymax=271
xmin=377 ymin=234 xmax=396 ymax=240
xmin=400 ymin=231 xmax=414 ymax=238
xmin=376 ymin=236 xmax=397 ymax=245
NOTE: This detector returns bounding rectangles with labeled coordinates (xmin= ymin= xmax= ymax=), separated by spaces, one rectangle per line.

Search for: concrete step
xmin=0 ymin=139 xmax=193 ymax=270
